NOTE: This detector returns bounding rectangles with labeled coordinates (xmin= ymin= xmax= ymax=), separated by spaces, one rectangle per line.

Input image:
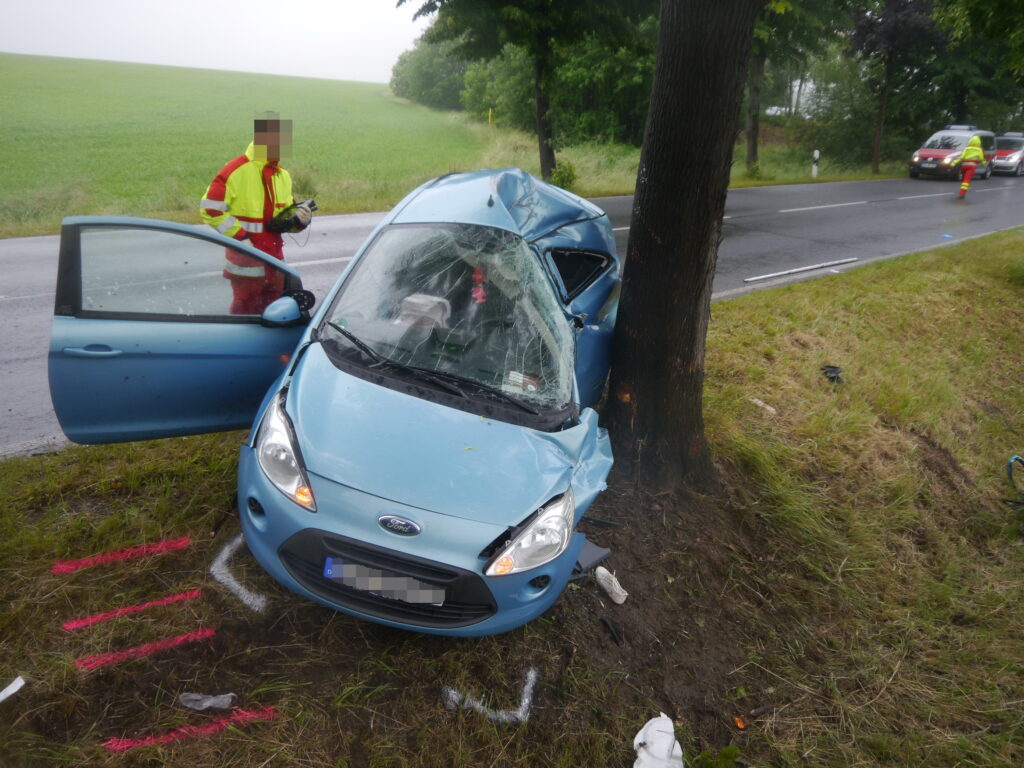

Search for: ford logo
xmin=378 ymin=515 xmax=421 ymax=536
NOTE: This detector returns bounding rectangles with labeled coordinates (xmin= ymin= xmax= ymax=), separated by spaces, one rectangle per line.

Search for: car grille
xmin=278 ymin=529 xmax=496 ymax=628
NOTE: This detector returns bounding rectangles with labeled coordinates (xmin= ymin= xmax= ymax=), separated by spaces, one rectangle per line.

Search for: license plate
xmin=323 ymin=557 xmax=445 ymax=605
xmin=921 ymin=162 xmax=937 ymax=169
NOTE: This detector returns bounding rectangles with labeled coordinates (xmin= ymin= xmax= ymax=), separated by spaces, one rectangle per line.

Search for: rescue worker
xmin=200 ymin=113 xmax=313 ymax=314
xmin=957 ymin=135 xmax=986 ymax=199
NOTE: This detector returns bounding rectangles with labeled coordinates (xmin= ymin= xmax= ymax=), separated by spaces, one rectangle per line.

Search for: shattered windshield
xmin=321 ymin=223 xmax=574 ymax=413
xmin=923 ymin=133 xmax=967 ymax=150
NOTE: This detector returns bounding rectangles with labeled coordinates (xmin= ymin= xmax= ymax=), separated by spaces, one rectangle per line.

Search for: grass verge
xmin=2 ymin=230 xmax=1022 ymax=765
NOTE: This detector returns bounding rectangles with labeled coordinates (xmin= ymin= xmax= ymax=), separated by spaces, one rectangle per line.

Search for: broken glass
xmin=321 ymin=224 xmax=574 ymax=412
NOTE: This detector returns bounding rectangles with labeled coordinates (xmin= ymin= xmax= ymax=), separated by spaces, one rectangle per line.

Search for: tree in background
xmin=936 ymin=0 xmax=1024 ymax=76
xmin=850 ymin=0 xmax=944 ymax=174
xmin=606 ymin=0 xmax=765 ymax=492
xmin=390 ymin=37 xmax=467 ymax=110
xmin=398 ymin=0 xmax=654 ymax=179
xmin=746 ymin=0 xmax=851 ymax=171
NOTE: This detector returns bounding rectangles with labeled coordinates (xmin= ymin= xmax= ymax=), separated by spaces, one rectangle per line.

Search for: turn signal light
xmin=294 ymin=486 xmax=314 ymax=507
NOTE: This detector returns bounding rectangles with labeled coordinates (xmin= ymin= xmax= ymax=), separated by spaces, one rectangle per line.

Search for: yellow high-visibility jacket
xmin=200 ymin=143 xmax=294 ymax=242
xmin=960 ymin=137 xmax=985 ymax=165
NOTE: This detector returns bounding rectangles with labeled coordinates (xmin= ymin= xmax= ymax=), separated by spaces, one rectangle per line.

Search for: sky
xmin=0 ymin=0 xmax=431 ymax=84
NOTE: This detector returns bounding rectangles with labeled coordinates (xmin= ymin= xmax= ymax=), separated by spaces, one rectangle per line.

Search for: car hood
xmin=917 ymin=148 xmax=959 ymax=158
xmin=287 ymin=343 xmax=579 ymax=526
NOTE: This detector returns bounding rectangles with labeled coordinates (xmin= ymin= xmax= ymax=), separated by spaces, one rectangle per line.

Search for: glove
xmin=293 ymin=202 xmax=312 ymax=229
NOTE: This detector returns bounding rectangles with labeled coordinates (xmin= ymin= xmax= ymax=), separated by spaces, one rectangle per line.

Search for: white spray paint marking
xmin=442 ymin=668 xmax=539 ymax=723
xmin=612 ymin=226 xmax=630 ymax=231
xmin=210 ymin=534 xmax=269 ymax=613
xmin=0 ymin=676 xmax=25 ymax=704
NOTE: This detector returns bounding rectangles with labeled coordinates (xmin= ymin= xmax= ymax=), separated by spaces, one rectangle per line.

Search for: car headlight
xmin=912 ymin=154 xmax=919 ymax=162
xmin=943 ymin=153 xmax=960 ymax=164
xmin=1007 ymin=153 xmax=1021 ymax=163
xmin=486 ymin=490 xmax=575 ymax=576
xmin=255 ymin=390 xmax=316 ymax=511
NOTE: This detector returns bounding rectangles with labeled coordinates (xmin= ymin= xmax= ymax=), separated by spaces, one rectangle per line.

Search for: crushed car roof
xmin=389 ymin=168 xmax=607 ymax=243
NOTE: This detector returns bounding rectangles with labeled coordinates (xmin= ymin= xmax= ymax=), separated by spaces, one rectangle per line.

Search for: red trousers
xmin=960 ymin=162 xmax=977 ymax=193
xmin=225 ymin=233 xmax=285 ymax=315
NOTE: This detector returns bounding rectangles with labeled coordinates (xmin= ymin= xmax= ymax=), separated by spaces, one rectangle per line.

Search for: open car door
xmin=49 ymin=217 xmax=311 ymax=444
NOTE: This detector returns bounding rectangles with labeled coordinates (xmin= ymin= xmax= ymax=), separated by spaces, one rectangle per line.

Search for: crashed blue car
xmin=48 ymin=168 xmax=620 ymax=636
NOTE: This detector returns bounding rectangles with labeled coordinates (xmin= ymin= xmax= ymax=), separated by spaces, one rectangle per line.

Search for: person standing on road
xmin=200 ymin=112 xmax=313 ymax=314
xmin=957 ymin=135 xmax=986 ymax=199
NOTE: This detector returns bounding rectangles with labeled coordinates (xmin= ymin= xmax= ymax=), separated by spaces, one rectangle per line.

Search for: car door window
xmin=548 ymin=249 xmax=609 ymax=301
xmin=78 ymin=226 xmax=282 ymax=318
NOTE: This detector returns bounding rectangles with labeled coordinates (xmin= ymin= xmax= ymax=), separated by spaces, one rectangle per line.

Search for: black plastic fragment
xmin=821 ymin=364 xmax=844 ymax=385
xmin=580 ymin=515 xmax=624 ymax=529
xmin=600 ymin=617 xmax=622 ymax=645
xmin=570 ymin=538 xmax=611 ymax=581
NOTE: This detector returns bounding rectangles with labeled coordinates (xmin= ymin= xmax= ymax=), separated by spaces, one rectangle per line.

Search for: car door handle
xmin=62 ymin=345 xmax=124 ymax=358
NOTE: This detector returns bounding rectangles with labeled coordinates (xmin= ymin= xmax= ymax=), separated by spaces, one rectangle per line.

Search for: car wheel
xmin=1017 ymin=162 xmax=1023 ymax=177
xmin=983 ymin=163 xmax=992 ymax=180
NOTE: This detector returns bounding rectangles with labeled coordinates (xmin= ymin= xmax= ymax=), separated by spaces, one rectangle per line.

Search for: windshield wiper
xmin=323 ymin=321 xmax=467 ymax=398
xmin=411 ymin=367 xmax=541 ymax=415
xmin=322 ymin=321 xmax=539 ymax=415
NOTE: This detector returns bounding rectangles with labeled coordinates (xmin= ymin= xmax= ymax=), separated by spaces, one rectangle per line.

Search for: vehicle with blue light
xmin=908 ymin=125 xmax=995 ymax=179
xmin=48 ymin=168 xmax=620 ymax=636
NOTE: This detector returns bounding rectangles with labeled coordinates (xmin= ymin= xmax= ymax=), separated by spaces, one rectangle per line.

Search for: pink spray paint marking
xmin=62 ymin=589 xmax=202 ymax=632
xmin=103 ymin=705 xmax=277 ymax=752
xmin=51 ymin=536 xmax=191 ymax=575
xmin=75 ymin=628 xmax=215 ymax=671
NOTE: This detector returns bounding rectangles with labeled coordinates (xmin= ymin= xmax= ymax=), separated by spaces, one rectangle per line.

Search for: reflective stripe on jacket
xmin=200 ymin=142 xmax=294 ymax=242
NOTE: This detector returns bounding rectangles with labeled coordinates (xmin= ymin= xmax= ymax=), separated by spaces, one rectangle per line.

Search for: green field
xmin=2 ymin=231 xmax=1021 ymax=766
xmin=2 ymin=52 xmax=902 ymax=239
xmin=2 ymin=52 xmax=495 ymax=238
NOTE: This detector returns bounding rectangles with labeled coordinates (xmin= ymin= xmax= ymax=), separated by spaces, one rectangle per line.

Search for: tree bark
xmin=746 ymin=38 xmax=766 ymax=170
xmin=606 ymin=0 xmax=764 ymax=494
xmin=870 ymin=62 xmax=891 ymax=175
xmin=533 ymin=43 xmax=557 ymax=180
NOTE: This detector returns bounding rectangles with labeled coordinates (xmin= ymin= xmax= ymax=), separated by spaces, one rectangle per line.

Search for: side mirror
xmin=261 ymin=295 xmax=308 ymax=328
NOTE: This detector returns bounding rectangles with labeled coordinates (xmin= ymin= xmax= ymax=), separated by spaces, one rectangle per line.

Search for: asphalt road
xmin=3 ymin=175 xmax=1022 ymax=457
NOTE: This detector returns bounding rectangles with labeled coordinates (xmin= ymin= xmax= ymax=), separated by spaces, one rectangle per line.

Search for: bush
xmin=550 ymin=159 xmax=578 ymax=190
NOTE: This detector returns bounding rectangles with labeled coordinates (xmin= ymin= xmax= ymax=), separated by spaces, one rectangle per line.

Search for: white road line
xmin=897 ymin=193 xmax=950 ymax=200
xmin=779 ymin=201 xmax=868 ymax=213
xmin=744 ymin=257 xmax=859 ymax=283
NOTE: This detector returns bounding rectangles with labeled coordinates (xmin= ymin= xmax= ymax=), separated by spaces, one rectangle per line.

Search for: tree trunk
xmin=794 ymin=74 xmax=805 ymax=115
xmin=533 ymin=46 xmax=557 ymax=180
xmin=746 ymin=38 xmax=766 ymax=170
xmin=870 ymin=63 xmax=891 ymax=175
xmin=606 ymin=0 xmax=764 ymax=493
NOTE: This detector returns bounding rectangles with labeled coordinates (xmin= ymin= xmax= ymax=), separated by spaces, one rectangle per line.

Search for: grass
xmin=2 ymin=229 xmax=1022 ymax=766
xmin=3 ymin=52 xmax=905 ymax=239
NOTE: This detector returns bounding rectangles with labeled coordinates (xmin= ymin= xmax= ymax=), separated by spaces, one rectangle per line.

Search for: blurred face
xmin=253 ymin=118 xmax=293 ymax=162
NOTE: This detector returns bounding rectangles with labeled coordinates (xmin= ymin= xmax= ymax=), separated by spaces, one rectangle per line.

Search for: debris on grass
xmin=600 ymin=616 xmax=623 ymax=645
xmin=747 ymin=397 xmax=777 ymax=415
xmin=178 ymin=692 xmax=238 ymax=711
xmin=595 ymin=565 xmax=629 ymax=604
xmin=820 ymin=364 xmax=844 ymax=385
xmin=633 ymin=712 xmax=686 ymax=768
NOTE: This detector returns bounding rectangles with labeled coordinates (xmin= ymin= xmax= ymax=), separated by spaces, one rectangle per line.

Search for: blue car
xmin=48 ymin=168 xmax=620 ymax=636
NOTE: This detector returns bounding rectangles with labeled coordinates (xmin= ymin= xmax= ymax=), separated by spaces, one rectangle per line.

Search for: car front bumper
xmin=993 ymin=159 xmax=1021 ymax=173
xmin=909 ymin=160 xmax=959 ymax=178
xmin=236 ymin=445 xmax=587 ymax=636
